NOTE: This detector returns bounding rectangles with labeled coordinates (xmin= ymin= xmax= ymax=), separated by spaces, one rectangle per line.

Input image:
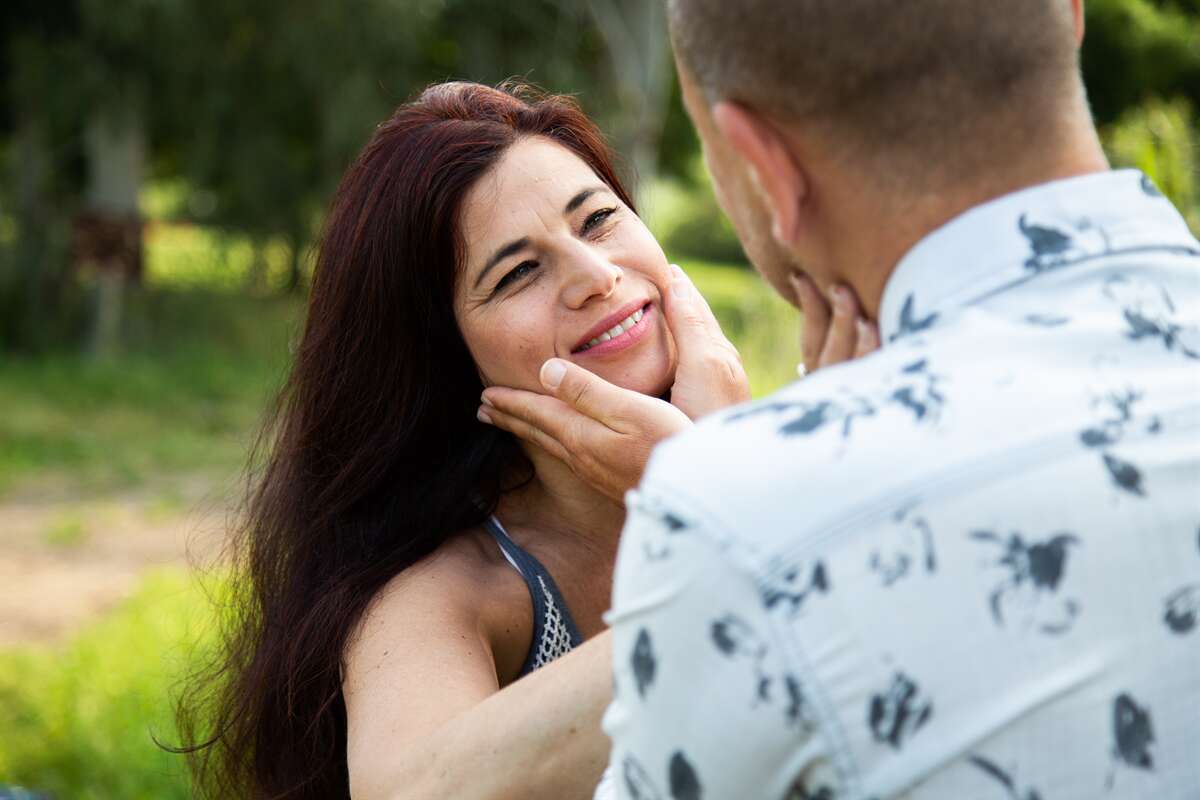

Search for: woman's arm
xmin=394 ymin=634 xmax=613 ymax=800
xmin=344 ymin=552 xmax=612 ymax=800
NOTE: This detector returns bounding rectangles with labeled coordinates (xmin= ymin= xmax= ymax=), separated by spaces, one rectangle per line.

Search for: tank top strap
xmin=484 ymin=516 xmax=584 ymax=675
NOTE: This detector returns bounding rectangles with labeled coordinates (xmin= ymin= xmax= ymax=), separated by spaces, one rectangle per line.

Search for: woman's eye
xmin=495 ymin=260 xmax=539 ymax=292
xmin=582 ymin=207 xmax=617 ymax=234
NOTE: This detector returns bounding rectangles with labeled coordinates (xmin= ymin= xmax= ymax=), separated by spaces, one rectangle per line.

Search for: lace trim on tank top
xmin=484 ymin=516 xmax=584 ymax=675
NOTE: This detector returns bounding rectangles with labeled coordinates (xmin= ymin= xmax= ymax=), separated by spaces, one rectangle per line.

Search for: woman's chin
xmin=592 ymin=363 xmax=674 ymax=399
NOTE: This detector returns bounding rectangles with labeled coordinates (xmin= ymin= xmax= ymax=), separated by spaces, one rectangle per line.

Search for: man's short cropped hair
xmin=669 ymin=0 xmax=1083 ymax=183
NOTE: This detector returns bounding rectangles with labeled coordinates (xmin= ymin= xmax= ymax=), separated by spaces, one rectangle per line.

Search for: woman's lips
xmin=571 ymin=302 xmax=655 ymax=358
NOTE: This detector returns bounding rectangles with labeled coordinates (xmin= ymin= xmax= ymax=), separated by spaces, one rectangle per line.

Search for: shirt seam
xmin=630 ymin=502 xmax=864 ymax=793
xmin=654 ymin=395 xmax=1199 ymax=577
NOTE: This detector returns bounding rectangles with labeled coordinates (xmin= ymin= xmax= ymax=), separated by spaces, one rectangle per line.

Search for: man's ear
xmin=711 ymin=101 xmax=808 ymax=246
xmin=1070 ymin=0 xmax=1084 ymax=46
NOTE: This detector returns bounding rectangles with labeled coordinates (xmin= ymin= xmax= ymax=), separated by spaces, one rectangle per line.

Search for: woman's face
xmin=455 ymin=137 xmax=677 ymax=397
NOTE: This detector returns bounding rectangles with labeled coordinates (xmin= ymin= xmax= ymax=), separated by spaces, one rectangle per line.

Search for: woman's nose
xmin=560 ymin=243 xmax=622 ymax=308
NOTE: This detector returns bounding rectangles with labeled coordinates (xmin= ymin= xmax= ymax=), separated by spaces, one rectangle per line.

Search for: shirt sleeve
xmin=601 ymin=491 xmax=838 ymax=800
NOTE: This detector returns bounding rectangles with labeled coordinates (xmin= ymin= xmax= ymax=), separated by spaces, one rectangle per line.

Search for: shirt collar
xmin=878 ymin=169 xmax=1200 ymax=344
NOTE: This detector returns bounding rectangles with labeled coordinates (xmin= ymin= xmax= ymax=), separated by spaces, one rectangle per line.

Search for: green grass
xmin=0 ymin=288 xmax=299 ymax=497
xmin=0 ymin=569 xmax=217 ymax=799
xmin=43 ymin=513 xmax=89 ymax=548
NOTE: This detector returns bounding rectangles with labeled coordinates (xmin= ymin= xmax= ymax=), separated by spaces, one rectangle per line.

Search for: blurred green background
xmin=0 ymin=0 xmax=1197 ymax=795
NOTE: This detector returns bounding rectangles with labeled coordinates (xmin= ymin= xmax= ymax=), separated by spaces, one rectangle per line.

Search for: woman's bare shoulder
xmin=344 ymin=527 xmax=532 ymax=687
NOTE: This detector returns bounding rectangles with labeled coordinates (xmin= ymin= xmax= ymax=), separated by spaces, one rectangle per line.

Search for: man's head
xmin=670 ymin=0 xmax=1097 ymax=314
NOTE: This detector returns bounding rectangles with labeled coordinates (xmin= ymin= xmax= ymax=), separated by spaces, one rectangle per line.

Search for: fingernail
xmin=856 ymin=319 xmax=870 ymax=339
xmin=477 ymin=407 xmax=493 ymax=424
xmin=833 ymin=286 xmax=852 ymax=308
xmin=480 ymin=392 xmax=495 ymax=408
xmin=541 ymin=358 xmax=567 ymax=389
xmin=670 ymin=263 xmax=684 ymax=279
xmin=787 ymin=274 xmax=805 ymax=308
xmin=671 ymin=278 xmax=690 ymax=299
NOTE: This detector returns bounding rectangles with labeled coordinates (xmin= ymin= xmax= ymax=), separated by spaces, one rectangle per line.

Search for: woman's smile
xmin=570 ymin=300 xmax=655 ymax=358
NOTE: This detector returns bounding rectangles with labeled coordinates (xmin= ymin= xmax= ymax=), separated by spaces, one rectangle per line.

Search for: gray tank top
xmin=484 ymin=516 xmax=584 ymax=677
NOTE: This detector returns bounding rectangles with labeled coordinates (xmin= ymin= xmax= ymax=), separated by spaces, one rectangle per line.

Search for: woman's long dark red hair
xmin=175 ymin=81 xmax=635 ymax=799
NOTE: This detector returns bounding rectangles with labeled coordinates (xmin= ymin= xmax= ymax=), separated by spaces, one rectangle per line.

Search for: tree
xmin=1082 ymin=0 xmax=1200 ymax=125
xmin=587 ymin=0 xmax=674 ymax=203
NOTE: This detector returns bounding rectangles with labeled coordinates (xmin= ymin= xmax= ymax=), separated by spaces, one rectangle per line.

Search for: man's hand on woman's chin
xmin=478 ymin=265 xmax=879 ymax=503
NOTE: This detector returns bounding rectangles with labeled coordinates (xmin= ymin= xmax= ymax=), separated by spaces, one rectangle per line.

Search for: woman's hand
xmin=790 ymin=272 xmax=881 ymax=375
xmin=479 ymin=266 xmax=878 ymax=502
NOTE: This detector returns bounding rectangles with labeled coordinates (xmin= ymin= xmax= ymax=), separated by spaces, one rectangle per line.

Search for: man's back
xmin=603 ymin=170 xmax=1200 ymax=799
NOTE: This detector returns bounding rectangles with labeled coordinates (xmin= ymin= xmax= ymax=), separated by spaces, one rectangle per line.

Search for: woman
xmin=177 ymin=81 xmax=876 ymax=800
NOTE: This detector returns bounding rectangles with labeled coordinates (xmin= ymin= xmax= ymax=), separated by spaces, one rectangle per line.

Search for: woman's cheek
xmin=498 ymin=323 xmax=553 ymax=393
xmin=627 ymin=220 xmax=671 ymax=279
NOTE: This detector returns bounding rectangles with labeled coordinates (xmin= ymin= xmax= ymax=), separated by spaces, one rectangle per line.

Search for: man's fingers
xmin=480 ymin=387 xmax=589 ymax=445
xmin=482 ymin=359 xmax=635 ymax=433
xmin=818 ymin=285 xmax=860 ymax=366
xmin=790 ymin=273 xmax=829 ymax=372
xmin=666 ymin=264 xmax=725 ymax=340
xmin=477 ymin=400 xmax=573 ymax=463
xmin=854 ymin=319 xmax=881 ymax=359
xmin=663 ymin=264 xmax=735 ymax=363
xmin=536 ymin=358 xmax=641 ymax=426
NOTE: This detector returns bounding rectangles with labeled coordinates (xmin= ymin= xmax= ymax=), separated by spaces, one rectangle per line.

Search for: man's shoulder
xmin=642 ymin=322 xmax=1161 ymax=541
xmin=642 ymin=342 xmax=967 ymax=542
xmin=650 ymin=341 xmax=962 ymax=481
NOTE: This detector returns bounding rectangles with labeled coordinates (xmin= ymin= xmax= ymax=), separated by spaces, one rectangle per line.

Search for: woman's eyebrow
xmin=564 ymin=185 xmax=610 ymax=214
xmin=472 ymin=185 xmax=612 ymax=290
xmin=474 ymin=237 xmax=530 ymax=289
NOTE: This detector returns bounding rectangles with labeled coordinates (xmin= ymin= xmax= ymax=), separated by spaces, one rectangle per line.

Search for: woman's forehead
xmin=466 ymin=140 xmax=598 ymax=221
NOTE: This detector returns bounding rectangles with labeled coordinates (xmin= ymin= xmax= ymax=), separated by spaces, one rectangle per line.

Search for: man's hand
xmin=479 ymin=359 xmax=691 ymax=503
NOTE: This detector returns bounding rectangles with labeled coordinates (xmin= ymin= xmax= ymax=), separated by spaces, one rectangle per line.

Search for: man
xmin=484 ymin=0 xmax=1200 ymax=796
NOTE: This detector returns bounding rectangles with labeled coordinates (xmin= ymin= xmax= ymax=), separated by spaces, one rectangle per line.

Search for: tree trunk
xmin=78 ymin=105 xmax=145 ymax=358
xmin=588 ymin=0 xmax=673 ymax=207
xmin=247 ymin=240 xmax=269 ymax=293
xmin=285 ymin=231 xmax=307 ymax=294
xmin=11 ymin=113 xmax=54 ymax=349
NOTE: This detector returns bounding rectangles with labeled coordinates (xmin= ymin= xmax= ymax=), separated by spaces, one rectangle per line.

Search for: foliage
xmin=4 ymin=0 xmax=1199 ymax=346
xmin=648 ymin=157 xmax=748 ymax=265
xmin=0 ymin=569 xmax=219 ymax=799
xmin=1082 ymin=0 xmax=1200 ymax=126
xmin=142 ymin=221 xmax=301 ymax=293
xmin=1103 ymin=96 xmax=1199 ymax=233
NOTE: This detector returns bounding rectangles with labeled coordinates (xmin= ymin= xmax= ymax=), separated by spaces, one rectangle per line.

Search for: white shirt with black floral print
xmin=601 ymin=170 xmax=1200 ymax=800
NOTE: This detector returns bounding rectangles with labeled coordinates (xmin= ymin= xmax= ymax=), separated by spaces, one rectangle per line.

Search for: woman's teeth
xmin=578 ymin=307 xmax=644 ymax=352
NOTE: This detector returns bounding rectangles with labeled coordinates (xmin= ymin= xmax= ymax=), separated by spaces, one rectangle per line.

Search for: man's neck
xmin=823 ymin=119 xmax=1111 ymax=320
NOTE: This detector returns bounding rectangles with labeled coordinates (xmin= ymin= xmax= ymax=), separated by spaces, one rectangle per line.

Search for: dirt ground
xmin=0 ymin=476 xmax=230 ymax=646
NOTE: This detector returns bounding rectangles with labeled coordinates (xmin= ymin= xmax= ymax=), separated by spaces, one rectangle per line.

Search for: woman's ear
xmin=711 ymin=101 xmax=809 ymax=246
